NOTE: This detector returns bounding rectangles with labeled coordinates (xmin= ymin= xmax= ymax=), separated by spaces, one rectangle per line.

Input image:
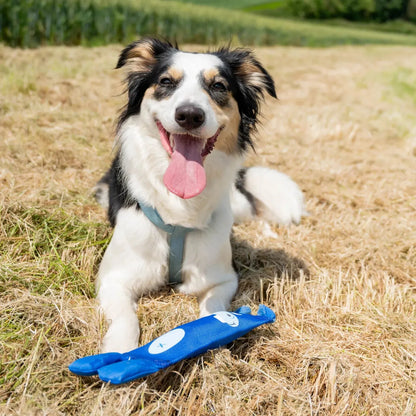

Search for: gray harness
xmin=139 ymin=202 xmax=193 ymax=285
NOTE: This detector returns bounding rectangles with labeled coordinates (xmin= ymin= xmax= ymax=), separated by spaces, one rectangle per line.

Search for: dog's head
xmin=116 ymin=37 xmax=276 ymax=199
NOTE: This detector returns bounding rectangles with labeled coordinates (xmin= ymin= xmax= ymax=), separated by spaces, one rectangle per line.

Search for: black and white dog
xmin=95 ymin=38 xmax=306 ymax=353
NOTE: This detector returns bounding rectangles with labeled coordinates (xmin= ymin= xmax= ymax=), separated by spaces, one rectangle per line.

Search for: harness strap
xmin=139 ymin=202 xmax=194 ymax=285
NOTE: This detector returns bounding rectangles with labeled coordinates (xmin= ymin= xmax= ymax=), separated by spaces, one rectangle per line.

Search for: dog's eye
xmin=211 ymin=82 xmax=227 ymax=92
xmin=159 ymin=77 xmax=173 ymax=87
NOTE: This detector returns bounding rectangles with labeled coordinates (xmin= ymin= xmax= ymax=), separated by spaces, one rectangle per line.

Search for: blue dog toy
xmin=69 ymin=304 xmax=275 ymax=384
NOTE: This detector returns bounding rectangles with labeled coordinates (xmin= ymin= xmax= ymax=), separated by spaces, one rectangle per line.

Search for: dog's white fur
xmin=231 ymin=167 xmax=306 ymax=225
xmin=97 ymin=44 xmax=306 ymax=353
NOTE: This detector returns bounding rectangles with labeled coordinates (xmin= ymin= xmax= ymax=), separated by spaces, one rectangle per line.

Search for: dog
xmin=95 ymin=38 xmax=306 ymax=353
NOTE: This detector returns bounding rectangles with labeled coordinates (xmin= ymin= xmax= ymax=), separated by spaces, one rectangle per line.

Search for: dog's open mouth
xmin=156 ymin=121 xmax=220 ymax=199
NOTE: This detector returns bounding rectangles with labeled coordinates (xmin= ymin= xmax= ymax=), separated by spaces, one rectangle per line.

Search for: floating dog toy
xmin=69 ymin=304 xmax=275 ymax=384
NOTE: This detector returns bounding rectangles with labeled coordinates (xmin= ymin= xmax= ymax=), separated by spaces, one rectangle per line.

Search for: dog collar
xmin=139 ymin=202 xmax=194 ymax=285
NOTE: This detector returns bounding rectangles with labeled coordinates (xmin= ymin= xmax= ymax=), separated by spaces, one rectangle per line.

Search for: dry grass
xmin=1 ymin=43 xmax=416 ymax=415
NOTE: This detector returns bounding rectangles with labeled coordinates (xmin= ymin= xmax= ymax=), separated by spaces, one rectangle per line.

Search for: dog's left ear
xmin=214 ymin=48 xmax=276 ymax=121
xmin=234 ymin=51 xmax=276 ymax=100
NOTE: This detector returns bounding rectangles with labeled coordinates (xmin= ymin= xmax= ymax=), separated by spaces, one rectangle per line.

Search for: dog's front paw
xmin=101 ymin=321 xmax=140 ymax=354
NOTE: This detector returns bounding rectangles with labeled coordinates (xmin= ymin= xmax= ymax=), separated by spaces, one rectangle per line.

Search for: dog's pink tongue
xmin=163 ymin=134 xmax=206 ymax=199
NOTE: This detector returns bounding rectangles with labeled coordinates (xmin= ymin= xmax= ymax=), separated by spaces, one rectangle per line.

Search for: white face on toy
xmin=213 ymin=311 xmax=240 ymax=327
xmin=148 ymin=328 xmax=185 ymax=355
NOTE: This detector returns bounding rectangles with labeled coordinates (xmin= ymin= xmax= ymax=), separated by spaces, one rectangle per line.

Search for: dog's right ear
xmin=116 ymin=38 xmax=177 ymax=129
xmin=116 ymin=38 xmax=176 ymax=72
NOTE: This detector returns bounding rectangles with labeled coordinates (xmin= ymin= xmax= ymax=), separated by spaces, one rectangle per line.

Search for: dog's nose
xmin=175 ymin=105 xmax=205 ymax=130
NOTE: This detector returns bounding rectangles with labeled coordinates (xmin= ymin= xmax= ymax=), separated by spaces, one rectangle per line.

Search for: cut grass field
xmin=1 ymin=42 xmax=416 ymax=415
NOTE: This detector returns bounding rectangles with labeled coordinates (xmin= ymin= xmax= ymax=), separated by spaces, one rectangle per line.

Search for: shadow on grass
xmin=231 ymin=234 xmax=309 ymax=303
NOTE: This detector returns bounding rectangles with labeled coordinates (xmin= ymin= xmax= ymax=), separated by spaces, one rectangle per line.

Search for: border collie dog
xmin=95 ymin=38 xmax=306 ymax=353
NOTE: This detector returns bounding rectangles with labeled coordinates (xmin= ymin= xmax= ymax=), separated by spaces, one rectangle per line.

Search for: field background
xmin=3 ymin=0 xmax=416 ymax=47
xmin=1 ymin=1 xmax=416 ymax=415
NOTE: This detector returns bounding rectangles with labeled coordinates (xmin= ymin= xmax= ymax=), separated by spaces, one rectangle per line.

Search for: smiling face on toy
xmin=213 ymin=311 xmax=240 ymax=327
xmin=148 ymin=328 xmax=185 ymax=354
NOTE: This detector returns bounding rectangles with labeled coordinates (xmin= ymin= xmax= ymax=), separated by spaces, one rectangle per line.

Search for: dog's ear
xmin=213 ymin=47 xmax=276 ymax=151
xmin=214 ymin=48 xmax=276 ymax=121
xmin=216 ymin=48 xmax=276 ymax=96
xmin=116 ymin=37 xmax=176 ymax=71
xmin=232 ymin=50 xmax=276 ymax=100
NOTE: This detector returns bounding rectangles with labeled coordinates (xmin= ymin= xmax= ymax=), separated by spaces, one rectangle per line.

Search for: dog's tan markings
xmin=167 ymin=67 xmax=184 ymax=83
xmin=202 ymin=69 xmax=225 ymax=93
xmin=212 ymin=95 xmax=241 ymax=155
xmin=200 ymin=69 xmax=240 ymax=153
xmin=203 ymin=68 xmax=220 ymax=83
xmin=153 ymin=69 xmax=182 ymax=101
xmin=125 ymin=40 xmax=156 ymax=71
xmin=237 ymin=60 xmax=269 ymax=92
xmin=143 ymin=85 xmax=156 ymax=99
xmin=202 ymin=71 xmax=231 ymax=109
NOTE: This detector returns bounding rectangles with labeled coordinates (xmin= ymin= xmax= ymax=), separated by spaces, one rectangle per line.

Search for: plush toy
xmin=69 ymin=304 xmax=275 ymax=384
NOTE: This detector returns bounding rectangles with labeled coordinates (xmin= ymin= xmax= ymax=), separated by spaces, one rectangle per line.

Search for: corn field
xmin=1 ymin=0 xmax=416 ymax=47
xmin=0 ymin=0 xmax=280 ymax=47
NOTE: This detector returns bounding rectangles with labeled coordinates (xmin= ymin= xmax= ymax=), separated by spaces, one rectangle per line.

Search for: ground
xmin=1 ymin=43 xmax=415 ymax=415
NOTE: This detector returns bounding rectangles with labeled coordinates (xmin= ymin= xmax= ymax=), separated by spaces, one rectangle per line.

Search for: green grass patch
xmin=1 ymin=206 xmax=110 ymax=298
xmin=242 ymin=0 xmax=289 ymax=15
xmin=1 ymin=0 xmax=416 ymax=47
xmin=164 ymin=0 xmax=416 ymax=37
xmin=0 ymin=206 xmax=109 ymax=393
xmin=389 ymin=66 xmax=416 ymax=104
xmin=159 ymin=0 xmax=271 ymax=8
xmin=315 ymin=18 xmax=416 ymax=36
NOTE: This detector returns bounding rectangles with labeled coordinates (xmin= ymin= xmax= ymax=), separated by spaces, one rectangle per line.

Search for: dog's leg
xmin=97 ymin=206 xmax=168 ymax=353
xmin=179 ymin=204 xmax=239 ymax=317
xmin=98 ymin=282 xmax=140 ymax=353
xmin=198 ymin=277 xmax=238 ymax=317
